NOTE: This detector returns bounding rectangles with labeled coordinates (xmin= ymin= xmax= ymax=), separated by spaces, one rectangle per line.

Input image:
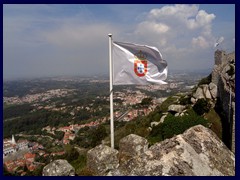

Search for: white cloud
xmin=4 ymin=4 xmax=234 ymax=79
xmin=192 ymin=36 xmax=209 ymax=48
xmin=134 ymin=4 xmax=216 ymax=50
xmin=131 ymin=4 xmax=219 ymax=70
xmin=187 ymin=10 xmax=215 ymax=30
xmin=136 ymin=21 xmax=170 ymax=34
xmin=149 ymin=4 xmax=199 ymax=21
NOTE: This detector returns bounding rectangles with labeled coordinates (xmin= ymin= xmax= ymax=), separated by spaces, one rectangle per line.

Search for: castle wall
xmin=214 ymin=50 xmax=227 ymax=66
xmin=214 ymin=50 xmax=235 ymax=154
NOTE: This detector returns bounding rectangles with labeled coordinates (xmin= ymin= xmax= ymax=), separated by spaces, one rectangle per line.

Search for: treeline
xmin=73 ymin=125 xmax=108 ymax=148
xmin=3 ymin=110 xmax=71 ymax=138
xmin=3 ymin=104 xmax=34 ymax=120
xmin=3 ymin=79 xmax=110 ymax=98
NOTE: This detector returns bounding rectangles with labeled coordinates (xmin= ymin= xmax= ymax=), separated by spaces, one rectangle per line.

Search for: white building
xmin=3 ymin=135 xmax=29 ymax=158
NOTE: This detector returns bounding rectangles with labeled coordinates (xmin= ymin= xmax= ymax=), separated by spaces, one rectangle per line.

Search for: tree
xmin=198 ymin=74 xmax=212 ymax=86
xmin=140 ymin=97 xmax=153 ymax=106
xmin=64 ymin=145 xmax=79 ymax=162
xmin=55 ymin=131 xmax=64 ymax=140
xmin=193 ymin=99 xmax=211 ymax=116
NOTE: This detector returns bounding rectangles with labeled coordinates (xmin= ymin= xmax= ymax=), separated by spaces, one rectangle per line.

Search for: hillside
xmin=103 ymin=50 xmax=235 ymax=153
xmin=41 ymin=50 xmax=235 ymax=176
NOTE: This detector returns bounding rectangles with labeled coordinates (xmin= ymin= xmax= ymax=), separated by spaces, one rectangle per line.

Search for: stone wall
xmin=231 ymin=102 xmax=235 ymax=153
xmin=87 ymin=125 xmax=235 ymax=176
xmin=214 ymin=50 xmax=227 ymax=66
xmin=213 ymin=50 xmax=235 ymax=154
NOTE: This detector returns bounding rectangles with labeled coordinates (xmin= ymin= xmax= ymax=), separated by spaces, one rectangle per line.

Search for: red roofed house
xmin=24 ymin=153 xmax=36 ymax=163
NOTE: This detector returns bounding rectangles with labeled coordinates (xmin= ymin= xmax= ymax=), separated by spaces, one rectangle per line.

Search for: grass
xmin=204 ymin=108 xmax=222 ymax=139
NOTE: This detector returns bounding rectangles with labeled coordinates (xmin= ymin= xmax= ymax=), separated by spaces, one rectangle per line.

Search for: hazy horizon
xmin=3 ymin=68 xmax=212 ymax=82
xmin=3 ymin=4 xmax=235 ymax=80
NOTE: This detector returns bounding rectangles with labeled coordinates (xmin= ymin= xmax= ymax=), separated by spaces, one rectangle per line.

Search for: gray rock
xmin=151 ymin=121 xmax=160 ymax=127
xmin=125 ymin=125 xmax=235 ymax=176
xmin=87 ymin=144 xmax=119 ymax=176
xmin=175 ymin=113 xmax=180 ymax=117
xmin=119 ymin=134 xmax=148 ymax=161
xmin=193 ymin=87 xmax=205 ymax=99
xmin=168 ymin=104 xmax=185 ymax=113
xmin=202 ymin=85 xmax=212 ymax=99
xmin=160 ymin=114 xmax=167 ymax=123
xmin=191 ymin=97 xmax=196 ymax=104
xmin=209 ymin=82 xmax=218 ymax=99
xmin=87 ymin=125 xmax=235 ymax=176
xmin=42 ymin=159 xmax=75 ymax=176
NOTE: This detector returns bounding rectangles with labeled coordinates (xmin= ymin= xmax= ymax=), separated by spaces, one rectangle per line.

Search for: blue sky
xmin=3 ymin=4 xmax=235 ymax=80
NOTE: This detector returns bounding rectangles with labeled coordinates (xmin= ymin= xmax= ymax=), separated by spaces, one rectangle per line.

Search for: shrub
xmin=140 ymin=97 xmax=153 ymax=106
xmin=193 ymin=99 xmax=211 ymax=116
xmin=160 ymin=96 xmax=178 ymax=112
xmin=148 ymin=110 xmax=209 ymax=145
xmin=179 ymin=95 xmax=191 ymax=105
xmin=198 ymin=74 xmax=212 ymax=86
xmin=226 ymin=65 xmax=234 ymax=76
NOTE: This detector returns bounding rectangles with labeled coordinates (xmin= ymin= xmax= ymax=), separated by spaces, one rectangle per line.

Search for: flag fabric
xmin=113 ymin=41 xmax=168 ymax=85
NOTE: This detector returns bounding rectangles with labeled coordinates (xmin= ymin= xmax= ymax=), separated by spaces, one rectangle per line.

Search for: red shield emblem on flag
xmin=134 ymin=60 xmax=147 ymax=77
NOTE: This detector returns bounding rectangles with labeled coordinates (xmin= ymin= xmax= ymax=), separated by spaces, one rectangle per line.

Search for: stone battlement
xmin=87 ymin=125 xmax=235 ymax=176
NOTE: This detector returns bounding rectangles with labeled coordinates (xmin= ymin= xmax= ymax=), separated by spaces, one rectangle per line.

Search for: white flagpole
xmin=108 ymin=33 xmax=114 ymax=148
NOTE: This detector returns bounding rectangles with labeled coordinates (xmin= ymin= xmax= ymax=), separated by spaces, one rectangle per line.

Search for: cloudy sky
xmin=3 ymin=4 xmax=235 ymax=80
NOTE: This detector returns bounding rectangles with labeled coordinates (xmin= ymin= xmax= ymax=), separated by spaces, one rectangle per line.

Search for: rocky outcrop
xmin=193 ymin=86 xmax=205 ymax=99
xmin=168 ymin=104 xmax=185 ymax=114
xmin=87 ymin=125 xmax=235 ymax=176
xmin=202 ymin=85 xmax=212 ymax=99
xmin=209 ymin=82 xmax=218 ymax=99
xmin=87 ymin=144 xmax=119 ymax=176
xmin=192 ymin=84 xmax=215 ymax=101
xmin=42 ymin=159 xmax=75 ymax=176
xmin=118 ymin=134 xmax=148 ymax=174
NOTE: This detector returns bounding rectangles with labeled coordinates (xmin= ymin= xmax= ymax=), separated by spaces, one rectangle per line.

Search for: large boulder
xmin=209 ymin=82 xmax=218 ymax=99
xmin=90 ymin=125 xmax=235 ymax=176
xmin=119 ymin=134 xmax=148 ymax=163
xmin=202 ymin=84 xmax=212 ymax=99
xmin=42 ymin=159 xmax=75 ymax=176
xmin=193 ymin=87 xmax=205 ymax=99
xmin=193 ymin=85 xmax=213 ymax=100
xmin=87 ymin=144 xmax=119 ymax=176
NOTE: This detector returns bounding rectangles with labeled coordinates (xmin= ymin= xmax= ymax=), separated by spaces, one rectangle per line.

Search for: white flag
xmin=113 ymin=41 xmax=168 ymax=85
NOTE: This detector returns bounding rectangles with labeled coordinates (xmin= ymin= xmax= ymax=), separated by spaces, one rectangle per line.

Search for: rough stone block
xmin=87 ymin=144 xmax=119 ymax=175
xmin=119 ymin=134 xmax=148 ymax=160
xmin=42 ymin=159 xmax=75 ymax=176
